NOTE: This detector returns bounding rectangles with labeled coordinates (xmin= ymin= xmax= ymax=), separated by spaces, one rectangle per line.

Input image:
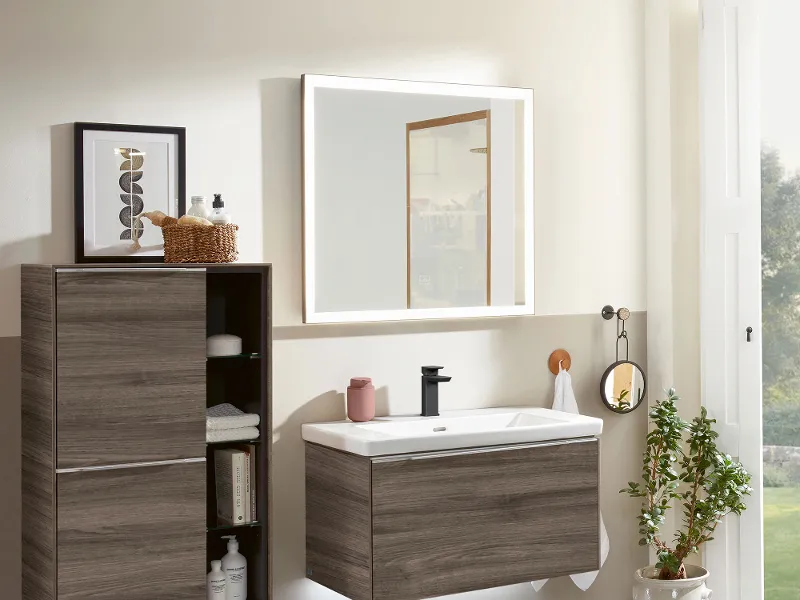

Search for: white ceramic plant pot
xmin=633 ymin=565 xmax=712 ymax=599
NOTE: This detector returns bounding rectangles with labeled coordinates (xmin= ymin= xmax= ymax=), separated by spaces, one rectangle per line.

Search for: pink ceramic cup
xmin=347 ymin=377 xmax=375 ymax=422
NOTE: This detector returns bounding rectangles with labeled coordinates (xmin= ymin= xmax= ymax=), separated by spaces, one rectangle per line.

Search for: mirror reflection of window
xmin=303 ymin=76 xmax=533 ymax=323
xmin=407 ymin=111 xmax=490 ymax=309
xmin=603 ymin=362 xmax=645 ymax=411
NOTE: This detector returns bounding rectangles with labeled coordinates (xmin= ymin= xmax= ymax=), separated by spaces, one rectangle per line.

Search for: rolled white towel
xmin=207 ymin=403 xmax=260 ymax=430
xmin=207 ymin=426 xmax=260 ymax=443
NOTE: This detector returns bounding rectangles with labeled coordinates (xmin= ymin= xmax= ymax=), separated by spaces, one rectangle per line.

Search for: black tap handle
xmin=421 ymin=365 xmax=444 ymax=376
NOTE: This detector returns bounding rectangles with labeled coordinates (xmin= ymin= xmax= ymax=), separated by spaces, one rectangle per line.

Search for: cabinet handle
xmin=746 ymin=326 xmax=753 ymax=342
xmin=56 ymin=267 xmax=204 ymax=273
xmin=56 ymin=456 xmax=206 ymax=474
xmin=371 ymin=437 xmax=597 ymax=463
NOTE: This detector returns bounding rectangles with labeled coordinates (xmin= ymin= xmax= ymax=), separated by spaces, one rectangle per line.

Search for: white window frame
xmin=699 ymin=1 xmax=763 ymax=599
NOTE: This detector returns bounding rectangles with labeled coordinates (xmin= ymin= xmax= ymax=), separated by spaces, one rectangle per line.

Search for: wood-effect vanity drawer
xmin=56 ymin=461 xmax=206 ymax=600
xmin=306 ymin=438 xmax=600 ymax=600
xmin=55 ymin=270 xmax=206 ymax=469
xmin=371 ymin=440 xmax=600 ymax=599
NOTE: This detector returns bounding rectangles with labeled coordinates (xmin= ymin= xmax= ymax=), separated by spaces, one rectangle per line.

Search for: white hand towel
xmin=531 ymin=365 xmax=610 ymax=592
xmin=207 ymin=403 xmax=261 ymax=430
xmin=206 ymin=426 xmax=260 ymax=443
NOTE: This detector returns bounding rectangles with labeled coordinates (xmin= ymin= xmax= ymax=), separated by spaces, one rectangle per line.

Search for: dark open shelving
xmin=205 ymin=265 xmax=272 ymax=600
xmin=207 ymin=353 xmax=263 ymax=361
xmin=208 ymin=521 xmax=262 ymax=532
xmin=207 ymin=438 xmax=261 ymax=446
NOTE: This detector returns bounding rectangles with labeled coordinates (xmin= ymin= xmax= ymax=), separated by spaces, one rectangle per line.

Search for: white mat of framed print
xmin=74 ymin=123 xmax=185 ymax=263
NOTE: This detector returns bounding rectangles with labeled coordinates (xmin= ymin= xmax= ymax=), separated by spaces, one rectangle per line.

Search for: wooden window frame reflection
xmin=405 ymin=109 xmax=492 ymax=309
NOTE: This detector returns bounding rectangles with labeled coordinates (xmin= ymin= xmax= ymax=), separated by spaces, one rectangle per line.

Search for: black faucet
xmin=421 ymin=366 xmax=452 ymax=417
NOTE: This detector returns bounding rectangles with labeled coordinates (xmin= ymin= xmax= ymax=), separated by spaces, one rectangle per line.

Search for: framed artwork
xmin=74 ymin=122 xmax=186 ymax=263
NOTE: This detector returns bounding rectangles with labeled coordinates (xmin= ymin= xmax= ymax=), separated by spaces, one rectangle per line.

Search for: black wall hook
xmin=600 ymin=304 xmax=646 ymax=414
xmin=602 ymin=305 xmax=630 ymax=321
xmin=601 ymin=305 xmax=632 ymax=361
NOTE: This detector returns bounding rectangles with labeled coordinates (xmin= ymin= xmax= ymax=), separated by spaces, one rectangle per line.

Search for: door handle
xmin=746 ymin=326 xmax=753 ymax=342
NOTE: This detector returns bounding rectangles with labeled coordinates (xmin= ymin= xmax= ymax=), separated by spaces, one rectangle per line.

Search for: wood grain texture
xmin=21 ymin=264 xmax=273 ymax=600
xmin=406 ymin=109 xmax=491 ymax=131
xmin=306 ymin=443 xmax=372 ymax=600
xmin=55 ymin=270 xmax=206 ymax=468
xmin=21 ymin=265 xmax=56 ymax=600
xmin=57 ymin=462 xmax=206 ymax=600
xmin=371 ymin=440 xmax=600 ymax=600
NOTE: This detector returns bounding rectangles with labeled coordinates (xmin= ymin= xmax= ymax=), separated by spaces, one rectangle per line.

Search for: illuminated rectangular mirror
xmin=302 ymin=74 xmax=534 ymax=323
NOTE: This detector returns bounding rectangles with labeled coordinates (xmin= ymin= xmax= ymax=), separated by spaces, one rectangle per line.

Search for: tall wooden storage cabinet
xmin=21 ymin=264 xmax=272 ymax=600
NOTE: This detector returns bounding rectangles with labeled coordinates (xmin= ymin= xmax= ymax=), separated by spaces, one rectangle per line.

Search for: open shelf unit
xmin=205 ymin=265 xmax=272 ymax=600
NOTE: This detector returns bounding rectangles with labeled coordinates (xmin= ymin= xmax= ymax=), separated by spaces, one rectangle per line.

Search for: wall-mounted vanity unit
xmin=21 ymin=264 xmax=272 ymax=600
xmin=302 ymin=75 xmax=534 ymax=323
xmin=303 ymin=408 xmax=602 ymax=600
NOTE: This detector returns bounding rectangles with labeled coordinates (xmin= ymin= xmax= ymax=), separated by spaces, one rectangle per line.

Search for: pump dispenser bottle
xmin=221 ymin=535 xmax=247 ymax=599
xmin=210 ymin=193 xmax=232 ymax=225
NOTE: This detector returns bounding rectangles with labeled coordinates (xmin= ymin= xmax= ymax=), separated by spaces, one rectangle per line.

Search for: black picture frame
xmin=74 ymin=122 xmax=186 ymax=263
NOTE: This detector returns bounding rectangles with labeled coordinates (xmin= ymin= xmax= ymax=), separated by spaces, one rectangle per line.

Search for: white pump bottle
xmin=221 ymin=535 xmax=247 ymax=600
xmin=207 ymin=560 xmax=226 ymax=599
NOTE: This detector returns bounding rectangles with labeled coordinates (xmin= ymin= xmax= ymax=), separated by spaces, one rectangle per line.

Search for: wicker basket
xmin=162 ymin=223 xmax=239 ymax=263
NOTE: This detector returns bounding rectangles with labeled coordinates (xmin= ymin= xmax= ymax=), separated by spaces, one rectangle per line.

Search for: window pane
xmin=761 ymin=2 xmax=800 ymax=598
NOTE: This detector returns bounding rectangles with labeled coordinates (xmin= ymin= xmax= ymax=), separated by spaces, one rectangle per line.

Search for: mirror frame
xmin=301 ymin=74 xmax=535 ymax=324
xmin=599 ymin=360 xmax=647 ymax=414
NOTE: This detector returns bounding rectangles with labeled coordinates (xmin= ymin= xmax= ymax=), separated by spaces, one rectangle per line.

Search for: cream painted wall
xmin=668 ymin=0 xmax=701 ymax=416
xmin=0 ymin=0 xmax=646 ymax=334
xmin=644 ymin=0 xmax=701 ymax=566
xmin=0 ymin=1 xmax=650 ymax=599
xmin=644 ymin=0 xmax=701 ymax=407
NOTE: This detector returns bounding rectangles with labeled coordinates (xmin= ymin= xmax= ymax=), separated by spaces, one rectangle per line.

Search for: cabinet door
xmin=371 ymin=440 xmax=600 ymax=600
xmin=57 ymin=461 xmax=206 ymax=600
xmin=56 ymin=269 xmax=206 ymax=468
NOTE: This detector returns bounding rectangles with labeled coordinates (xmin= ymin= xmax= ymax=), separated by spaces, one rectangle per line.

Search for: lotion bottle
xmin=221 ymin=535 xmax=247 ymax=600
xmin=207 ymin=560 xmax=226 ymax=599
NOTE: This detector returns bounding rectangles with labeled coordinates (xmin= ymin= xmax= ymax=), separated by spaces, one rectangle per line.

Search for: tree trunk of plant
xmin=658 ymin=563 xmax=687 ymax=580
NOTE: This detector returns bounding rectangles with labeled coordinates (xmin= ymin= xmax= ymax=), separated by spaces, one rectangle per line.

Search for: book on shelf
xmin=214 ymin=449 xmax=246 ymax=526
xmin=235 ymin=443 xmax=257 ymax=523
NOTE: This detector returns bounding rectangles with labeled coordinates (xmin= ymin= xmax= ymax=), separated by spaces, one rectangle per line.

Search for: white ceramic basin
xmin=302 ymin=407 xmax=603 ymax=456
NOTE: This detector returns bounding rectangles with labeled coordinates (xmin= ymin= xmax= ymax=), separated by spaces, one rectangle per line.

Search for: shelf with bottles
xmin=207 ymin=525 xmax=266 ymax=600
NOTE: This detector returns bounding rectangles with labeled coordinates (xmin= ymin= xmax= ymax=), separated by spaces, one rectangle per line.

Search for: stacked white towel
xmin=207 ymin=403 xmax=260 ymax=443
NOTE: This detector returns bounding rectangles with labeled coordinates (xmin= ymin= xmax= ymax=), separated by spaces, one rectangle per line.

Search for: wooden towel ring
xmin=548 ymin=349 xmax=572 ymax=375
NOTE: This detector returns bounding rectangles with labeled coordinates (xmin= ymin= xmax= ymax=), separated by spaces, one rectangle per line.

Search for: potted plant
xmin=621 ymin=389 xmax=752 ymax=599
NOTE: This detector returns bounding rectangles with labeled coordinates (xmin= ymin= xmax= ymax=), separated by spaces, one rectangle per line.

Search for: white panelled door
xmin=699 ymin=1 xmax=763 ymax=599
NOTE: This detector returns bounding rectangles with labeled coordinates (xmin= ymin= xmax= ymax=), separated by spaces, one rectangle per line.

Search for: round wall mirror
xmin=600 ymin=360 xmax=646 ymax=414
